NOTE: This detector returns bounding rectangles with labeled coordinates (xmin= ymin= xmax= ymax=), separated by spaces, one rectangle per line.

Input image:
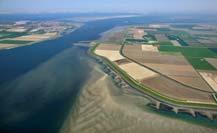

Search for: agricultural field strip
xmin=121 ymin=44 xmax=215 ymax=93
xmin=8 ymin=33 xmax=57 ymax=42
xmin=206 ymin=58 xmax=217 ymax=69
xmin=95 ymin=44 xmax=158 ymax=81
xmin=0 ymin=40 xmax=33 ymax=44
xmin=118 ymin=62 xmax=159 ymax=80
xmin=158 ymin=46 xmax=217 ymax=57
xmin=199 ymin=71 xmax=217 ymax=93
xmin=141 ymin=45 xmax=159 ymax=52
xmin=95 ymin=49 xmax=124 ymax=62
xmin=158 ymin=45 xmax=217 ymax=71
xmin=91 ymin=43 xmax=217 ymax=109
xmin=141 ymin=75 xmax=214 ymax=103
xmin=160 ymin=45 xmax=217 ymax=50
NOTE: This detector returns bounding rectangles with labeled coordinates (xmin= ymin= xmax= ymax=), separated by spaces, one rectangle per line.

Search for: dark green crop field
xmin=158 ymin=41 xmax=173 ymax=45
xmin=167 ymin=35 xmax=189 ymax=46
xmin=125 ymin=38 xmax=148 ymax=43
xmin=0 ymin=31 xmax=27 ymax=39
xmin=186 ymin=57 xmax=216 ymax=70
xmin=0 ymin=40 xmax=32 ymax=44
xmin=159 ymin=46 xmax=217 ymax=58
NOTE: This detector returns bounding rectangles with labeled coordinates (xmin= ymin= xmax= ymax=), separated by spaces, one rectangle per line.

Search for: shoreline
xmin=90 ymin=43 xmax=217 ymax=108
xmin=89 ymin=42 xmax=217 ymax=128
xmin=0 ymin=23 xmax=83 ymax=51
xmin=60 ymin=57 xmax=217 ymax=133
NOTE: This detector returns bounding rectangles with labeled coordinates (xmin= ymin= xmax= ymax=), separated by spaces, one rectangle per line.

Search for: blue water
xmin=0 ymin=15 xmax=166 ymax=133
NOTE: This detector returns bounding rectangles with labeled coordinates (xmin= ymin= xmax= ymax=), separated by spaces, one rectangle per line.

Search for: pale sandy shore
xmin=60 ymin=64 xmax=216 ymax=133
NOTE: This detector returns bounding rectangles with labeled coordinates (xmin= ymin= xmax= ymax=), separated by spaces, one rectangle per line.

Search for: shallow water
xmin=0 ymin=16 xmax=159 ymax=133
xmin=60 ymin=63 xmax=217 ymax=133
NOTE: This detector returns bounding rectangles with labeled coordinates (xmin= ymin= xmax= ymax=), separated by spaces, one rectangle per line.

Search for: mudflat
xmin=60 ymin=65 xmax=216 ymax=133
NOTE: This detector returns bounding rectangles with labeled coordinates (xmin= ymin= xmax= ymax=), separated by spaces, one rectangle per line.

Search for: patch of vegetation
xmin=158 ymin=41 xmax=173 ymax=45
xmin=186 ymin=58 xmax=216 ymax=70
xmin=0 ymin=31 xmax=27 ymax=39
xmin=171 ymin=24 xmax=195 ymax=29
xmin=158 ymin=28 xmax=170 ymax=32
xmin=0 ymin=33 xmax=11 ymax=38
xmin=209 ymin=48 xmax=217 ymax=54
xmin=143 ymin=34 xmax=156 ymax=41
xmin=0 ymin=40 xmax=32 ymax=44
xmin=125 ymin=38 xmax=148 ymax=43
xmin=167 ymin=35 xmax=177 ymax=40
xmin=167 ymin=35 xmax=188 ymax=46
xmin=33 ymin=30 xmax=46 ymax=34
xmin=159 ymin=46 xmax=217 ymax=58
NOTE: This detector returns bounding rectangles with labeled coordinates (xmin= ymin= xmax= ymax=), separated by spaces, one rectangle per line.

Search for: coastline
xmin=0 ymin=23 xmax=83 ymax=51
xmin=60 ymin=58 xmax=217 ymax=133
xmin=87 ymin=42 xmax=217 ymax=128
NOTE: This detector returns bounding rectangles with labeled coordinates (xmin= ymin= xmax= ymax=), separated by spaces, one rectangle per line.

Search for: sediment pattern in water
xmin=61 ymin=66 xmax=216 ymax=133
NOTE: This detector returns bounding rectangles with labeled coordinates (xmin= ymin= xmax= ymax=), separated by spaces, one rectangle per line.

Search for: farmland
xmin=0 ymin=31 xmax=27 ymax=39
xmin=158 ymin=46 xmax=217 ymax=58
xmin=93 ymin=24 xmax=217 ymax=114
xmin=0 ymin=21 xmax=77 ymax=50
xmin=0 ymin=32 xmax=57 ymax=49
xmin=93 ymin=43 xmax=217 ymax=106
xmin=123 ymin=45 xmax=213 ymax=92
xmin=0 ymin=40 xmax=32 ymax=44
xmin=158 ymin=45 xmax=217 ymax=70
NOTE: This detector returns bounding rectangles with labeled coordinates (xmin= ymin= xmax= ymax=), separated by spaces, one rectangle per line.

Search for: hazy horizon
xmin=1 ymin=0 xmax=217 ymax=15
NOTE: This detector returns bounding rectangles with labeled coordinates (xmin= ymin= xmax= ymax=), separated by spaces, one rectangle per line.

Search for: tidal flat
xmin=60 ymin=61 xmax=216 ymax=133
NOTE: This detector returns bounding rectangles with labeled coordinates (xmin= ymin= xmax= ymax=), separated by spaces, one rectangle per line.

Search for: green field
xmin=125 ymin=38 xmax=148 ymax=43
xmin=157 ymin=28 xmax=171 ymax=32
xmin=171 ymin=24 xmax=195 ymax=29
xmin=158 ymin=41 xmax=173 ymax=45
xmin=0 ymin=31 xmax=27 ymax=39
xmin=159 ymin=45 xmax=217 ymax=70
xmin=0 ymin=33 xmax=11 ymax=38
xmin=159 ymin=46 xmax=217 ymax=58
xmin=167 ymin=35 xmax=189 ymax=46
xmin=186 ymin=57 xmax=216 ymax=70
xmin=143 ymin=34 xmax=156 ymax=41
xmin=0 ymin=40 xmax=32 ymax=44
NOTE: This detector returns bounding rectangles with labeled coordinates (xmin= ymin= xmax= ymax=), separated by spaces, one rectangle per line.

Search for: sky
xmin=0 ymin=0 xmax=217 ymax=14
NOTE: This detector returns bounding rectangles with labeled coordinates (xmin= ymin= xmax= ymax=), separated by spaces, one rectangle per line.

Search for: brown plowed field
xmin=169 ymin=75 xmax=212 ymax=92
xmin=96 ymin=44 xmax=122 ymax=51
xmin=141 ymin=76 xmax=215 ymax=103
